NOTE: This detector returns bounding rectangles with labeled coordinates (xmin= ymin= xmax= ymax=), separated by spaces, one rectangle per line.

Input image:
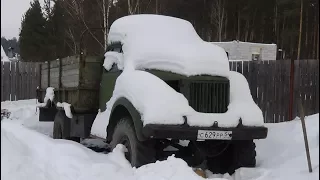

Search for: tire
xmin=228 ymin=140 xmax=256 ymax=174
xmin=206 ymin=141 xmax=233 ymax=174
xmin=206 ymin=140 xmax=256 ymax=175
xmin=110 ymin=117 xmax=156 ymax=167
xmin=53 ymin=111 xmax=80 ymax=143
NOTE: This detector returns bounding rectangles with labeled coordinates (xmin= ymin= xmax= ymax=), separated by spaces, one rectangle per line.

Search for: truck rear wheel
xmin=110 ymin=117 xmax=156 ymax=167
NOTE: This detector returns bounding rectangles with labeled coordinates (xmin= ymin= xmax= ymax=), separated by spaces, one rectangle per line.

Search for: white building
xmin=211 ymin=40 xmax=277 ymax=61
xmin=1 ymin=45 xmax=10 ymax=62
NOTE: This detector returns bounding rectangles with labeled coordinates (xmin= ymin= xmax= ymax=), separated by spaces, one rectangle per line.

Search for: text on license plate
xmin=197 ymin=130 xmax=232 ymax=140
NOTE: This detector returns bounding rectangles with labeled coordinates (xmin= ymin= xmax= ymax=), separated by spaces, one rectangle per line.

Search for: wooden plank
xmin=20 ymin=62 xmax=25 ymax=99
xmin=311 ymin=60 xmax=317 ymax=115
xmin=27 ymin=63 xmax=31 ymax=99
xmin=232 ymin=61 xmax=237 ymax=72
xmin=259 ymin=61 xmax=267 ymax=122
xmin=251 ymin=61 xmax=258 ymax=104
xmin=236 ymin=61 xmax=243 ymax=73
xmin=61 ymin=74 xmax=79 ymax=87
xmin=11 ymin=62 xmax=16 ymax=101
xmin=242 ymin=61 xmax=250 ymax=80
xmin=61 ymin=63 xmax=80 ymax=72
xmin=61 ymin=56 xmax=80 ymax=66
xmin=304 ymin=60 xmax=308 ymax=115
xmin=1 ymin=62 xmax=4 ymax=101
xmin=284 ymin=60 xmax=291 ymax=121
xmin=316 ymin=60 xmax=319 ymax=113
xmin=265 ymin=61 xmax=272 ymax=122
xmin=293 ymin=60 xmax=300 ymax=118
xmin=279 ymin=60 xmax=284 ymax=122
xmin=3 ymin=62 xmax=10 ymax=101
xmin=23 ymin=63 xmax=28 ymax=99
xmin=269 ymin=61 xmax=276 ymax=122
xmin=310 ymin=60 xmax=316 ymax=114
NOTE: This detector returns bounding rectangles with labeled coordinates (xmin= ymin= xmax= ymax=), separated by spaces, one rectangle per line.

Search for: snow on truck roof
xmin=106 ymin=14 xmax=230 ymax=77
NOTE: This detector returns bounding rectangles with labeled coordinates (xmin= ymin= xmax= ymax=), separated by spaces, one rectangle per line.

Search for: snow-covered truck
xmin=37 ymin=15 xmax=268 ymax=174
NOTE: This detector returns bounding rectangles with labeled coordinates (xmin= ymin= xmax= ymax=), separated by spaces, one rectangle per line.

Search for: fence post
xmin=289 ymin=59 xmax=295 ymax=121
xmin=47 ymin=61 xmax=50 ymax=87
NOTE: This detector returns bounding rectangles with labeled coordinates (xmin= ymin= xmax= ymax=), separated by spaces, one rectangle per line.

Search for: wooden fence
xmin=1 ymin=61 xmax=40 ymax=102
xmin=229 ymin=59 xmax=319 ymax=123
xmin=1 ymin=59 xmax=319 ymax=123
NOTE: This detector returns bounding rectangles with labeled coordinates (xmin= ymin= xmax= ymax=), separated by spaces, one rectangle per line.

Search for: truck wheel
xmin=110 ymin=117 xmax=156 ymax=167
xmin=228 ymin=140 xmax=256 ymax=174
xmin=206 ymin=141 xmax=233 ymax=174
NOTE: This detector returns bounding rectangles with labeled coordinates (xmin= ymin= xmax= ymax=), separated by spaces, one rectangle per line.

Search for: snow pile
xmin=1 ymin=99 xmax=53 ymax=136
xmin=43 ymin=87 xmax=55 ymax=104
xmin=1 ymin=45 xmax=10 ymax=62
xmin=106 ymin=14 xmax=229 ymax=77
xmin=253 ymin=114 xmax=319 ymax=180
xmin=1 ymin=119 xmax=212 ymax=180
xmin=1 ymin=99 xmax=319 ymax=180
xmin=57 ymin=102 xmax=73 ymax=118
xmin=103 ymin=51 xmax=124 ymax=71
xmin=91 ymin=70 xmax=263 ymax=138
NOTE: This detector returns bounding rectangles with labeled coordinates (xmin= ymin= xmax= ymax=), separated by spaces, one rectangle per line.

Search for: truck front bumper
xmin=142 ymin=124 xmax=268 ymax=140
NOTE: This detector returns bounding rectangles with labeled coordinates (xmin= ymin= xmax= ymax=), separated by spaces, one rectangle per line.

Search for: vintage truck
xmin=37 ymin=14 xmax=268 ymax=174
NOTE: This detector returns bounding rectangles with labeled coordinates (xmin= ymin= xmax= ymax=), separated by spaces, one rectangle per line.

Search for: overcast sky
xmin=1 ymin=0 xmax=44 ymax=39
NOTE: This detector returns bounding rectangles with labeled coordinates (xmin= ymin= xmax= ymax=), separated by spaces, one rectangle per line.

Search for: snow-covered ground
xmin=1 ymin=99 xmax=319 ymax=180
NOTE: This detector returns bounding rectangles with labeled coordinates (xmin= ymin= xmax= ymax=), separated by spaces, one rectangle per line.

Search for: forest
xmin=18 ymin=0 xmax=319 ymax=62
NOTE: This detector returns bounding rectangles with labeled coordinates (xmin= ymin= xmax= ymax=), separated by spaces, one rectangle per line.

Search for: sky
xmin=1 ymin=0 xmax=44 ymax=39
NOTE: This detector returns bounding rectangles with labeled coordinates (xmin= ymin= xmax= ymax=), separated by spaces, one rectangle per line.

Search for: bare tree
xmin=209 ymin=0 xmax=226 ymax=42
xmin=128 ymin=0 xmax=140 ymax=14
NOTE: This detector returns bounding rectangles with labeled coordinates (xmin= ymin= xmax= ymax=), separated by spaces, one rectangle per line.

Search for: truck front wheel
xmin=229 ymin=140 xmax=256 ymax=173
xmin=110 ymin=117 xmax=156 ymax=167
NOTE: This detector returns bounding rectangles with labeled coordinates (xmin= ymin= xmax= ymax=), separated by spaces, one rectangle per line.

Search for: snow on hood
xmin=91 ymin=70 xmax=264 ymax=139
xmin=106 ymin=14 xmax=229 ymax=77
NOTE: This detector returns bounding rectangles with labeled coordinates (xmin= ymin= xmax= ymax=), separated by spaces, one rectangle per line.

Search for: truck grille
xmin=187 ymin=81 xmax=229 ymax=113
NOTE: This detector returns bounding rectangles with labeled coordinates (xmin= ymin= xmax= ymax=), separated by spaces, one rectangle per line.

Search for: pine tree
xmin=50 ymin=0 xmax=68 ymax=59
xmin=19 ymin=0 xmax=48 ymax=62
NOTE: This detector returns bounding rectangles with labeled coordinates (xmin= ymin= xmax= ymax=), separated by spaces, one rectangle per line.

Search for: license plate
xmin=197 ymin=130 xmax=232 ymax=140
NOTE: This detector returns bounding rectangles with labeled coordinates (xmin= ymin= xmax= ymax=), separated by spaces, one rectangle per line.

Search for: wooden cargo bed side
xmin=39 ymin=56 xmax=102 ymax=113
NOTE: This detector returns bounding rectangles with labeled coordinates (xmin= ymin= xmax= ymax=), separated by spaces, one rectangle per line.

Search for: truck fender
xmin=107 ymin=97 xmax=147 ymax=142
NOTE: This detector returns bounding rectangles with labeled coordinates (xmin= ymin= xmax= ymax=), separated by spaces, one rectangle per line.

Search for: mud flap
xmin=39 ymin=100 xmax=57 ymax=122
xmin=70 ymin=113 xmax=97 ymax=138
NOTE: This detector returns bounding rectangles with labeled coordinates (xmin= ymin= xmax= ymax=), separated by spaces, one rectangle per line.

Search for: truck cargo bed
xmin=37 ymin=55 xmax=103 ymax=112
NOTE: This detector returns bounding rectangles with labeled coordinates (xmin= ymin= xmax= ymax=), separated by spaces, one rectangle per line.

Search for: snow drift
xmin=1 ymin=99 xmax=319 ymax=180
